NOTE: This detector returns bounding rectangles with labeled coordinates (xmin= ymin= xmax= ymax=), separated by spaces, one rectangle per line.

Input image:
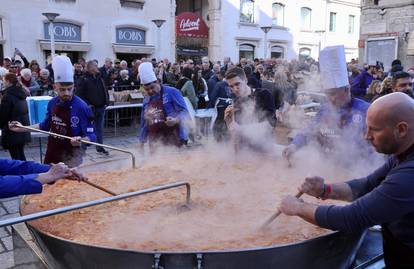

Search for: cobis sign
xmin=44 ymin=22 xmax=82 ymax=42
xmin=116 ymin=27 xmax=146 ymax=45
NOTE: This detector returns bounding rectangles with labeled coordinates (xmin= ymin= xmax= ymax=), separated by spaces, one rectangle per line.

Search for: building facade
xmin=0 ymin=0 xmax=360 ymax=65
xmin=0 ymin=0 xmax=175 ymax=65
xmin=208 ymin=0 xmax=361 ymax=62
xmin=359 ymin=0 xmax=414 ymax=71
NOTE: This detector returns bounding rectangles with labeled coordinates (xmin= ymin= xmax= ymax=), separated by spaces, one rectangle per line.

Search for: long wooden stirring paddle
xmin=261 ymin=191 xmax=304 ymax=229
xmin=82 ymin=180 xmax=117 ymax=196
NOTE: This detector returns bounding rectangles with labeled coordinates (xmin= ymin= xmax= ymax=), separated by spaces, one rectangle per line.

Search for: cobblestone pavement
xmin=0 ymin=127 xmax=139 ymax=268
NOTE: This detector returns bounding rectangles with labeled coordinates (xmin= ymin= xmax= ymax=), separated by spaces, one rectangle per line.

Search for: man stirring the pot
xmin=279 ymin=92 xmax=414 ymax=268
xmin=138 ymin=62 xmax=189 ymax=148
xmin=10 ymin=56 xmax=96 ymax=167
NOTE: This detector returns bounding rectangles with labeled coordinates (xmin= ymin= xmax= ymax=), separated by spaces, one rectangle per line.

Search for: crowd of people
xmin=0 ymin=44 xmax=414 ymax=267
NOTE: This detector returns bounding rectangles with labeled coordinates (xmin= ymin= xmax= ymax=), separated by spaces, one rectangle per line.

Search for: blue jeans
xmin=94 ymin=107 xmax=106 ymax=150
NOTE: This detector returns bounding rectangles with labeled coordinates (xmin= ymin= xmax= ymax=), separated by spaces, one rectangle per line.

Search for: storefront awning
xmin=176 ymin=46 xmax=207 ymax=56
xmin=39 ymin=40 xmax=91 ymax=52
xmin=112 ymin=44 xmax=155 ymax=54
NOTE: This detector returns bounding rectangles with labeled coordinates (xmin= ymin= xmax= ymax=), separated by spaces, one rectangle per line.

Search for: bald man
xmin=278 ymin=92 xmax=414 ymax=268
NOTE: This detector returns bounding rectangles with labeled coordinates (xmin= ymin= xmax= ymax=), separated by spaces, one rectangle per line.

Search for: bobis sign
xmin=44 ymin=22 xmax=81 ymax=42
xmin=116 ymin=27 xmax=146 ymax=45
xmin=176 ymin=12 xmax=208 ymax=38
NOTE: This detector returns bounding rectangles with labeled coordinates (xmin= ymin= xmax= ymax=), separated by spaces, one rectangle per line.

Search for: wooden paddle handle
xmin=261 ymin=191 xmax=304 ymax=228
xmin=83 ymin=180 xmax=117 ymax=196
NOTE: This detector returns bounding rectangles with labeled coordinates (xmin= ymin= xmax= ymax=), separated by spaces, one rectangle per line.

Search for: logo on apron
xmin=71 ymin=116 xmax=80 ymax=127
xmin=352 ymin=114 xmax=363 ymax=124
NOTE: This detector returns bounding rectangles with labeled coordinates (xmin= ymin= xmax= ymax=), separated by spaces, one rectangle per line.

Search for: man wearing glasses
xmin=138 ymin=62 xmax=189 ymax=149
xmin=10 ymin=56 xmax=96 ymax=167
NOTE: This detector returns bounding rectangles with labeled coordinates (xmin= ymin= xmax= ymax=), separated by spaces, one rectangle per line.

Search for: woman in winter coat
xmin=177 ymin=67 xmax=198 ymax=110
xmin=0 ymin=73 xmax=31 ymax=160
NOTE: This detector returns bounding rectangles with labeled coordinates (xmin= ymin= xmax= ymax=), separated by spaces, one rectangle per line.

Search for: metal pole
xmin=0 ymin=181 xmax=191 ymax=228
xmin=157 ymin=26 xmax=161 ymax=60
xmin=264 ymin=32 xmax=268 ymax=59
xmin=50 ymin=21 xmax=56 ymax=57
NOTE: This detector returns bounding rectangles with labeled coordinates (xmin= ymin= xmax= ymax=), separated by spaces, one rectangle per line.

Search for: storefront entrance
xmin=44 ymin=50 xmax=82 ymax=65
xmin=176 ymin=12 xmax=209 ymax=63
xmin=116 ymin=53 xmax=148 ymax=66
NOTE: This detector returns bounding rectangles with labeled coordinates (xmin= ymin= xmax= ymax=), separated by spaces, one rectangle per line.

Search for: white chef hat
xmin=319 ymin=45 xmax=349 ymax=90
xmin=138 ymin=62 xmax=157 ymax=85
xmin=52 ymin=55 xmax=74 ymax=83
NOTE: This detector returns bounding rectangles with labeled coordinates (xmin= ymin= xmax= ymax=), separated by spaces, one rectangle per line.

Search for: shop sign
xmin=116 ymin=27 xmax=146 ymax=45
xmin=44 ymin=22 xmax=81 ymax=42
xmin=176 ymin=12 xmax=208 ymax=38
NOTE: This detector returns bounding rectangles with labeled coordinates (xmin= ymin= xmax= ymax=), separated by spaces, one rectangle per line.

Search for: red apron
xmin=44 ymin=103 xmax=82 ymax=167
xmin=145 ymin=88 xmax=180 ymax=147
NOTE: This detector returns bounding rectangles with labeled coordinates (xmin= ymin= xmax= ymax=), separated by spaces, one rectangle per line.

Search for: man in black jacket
xmin=75 ymin=61 xmax=109 ymax=155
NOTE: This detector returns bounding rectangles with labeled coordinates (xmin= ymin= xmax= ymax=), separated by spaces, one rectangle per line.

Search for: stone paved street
xmin=0 ymin=127 xmax=139 ymax=269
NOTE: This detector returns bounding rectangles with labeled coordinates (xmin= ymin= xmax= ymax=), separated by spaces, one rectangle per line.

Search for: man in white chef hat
xmin=138 ymin=62 xmax=189 ymax=148
xmin=10 ymin=55 xmax=96 ymax=167
xmin=282 ymin=45 xmax=371 ymax=163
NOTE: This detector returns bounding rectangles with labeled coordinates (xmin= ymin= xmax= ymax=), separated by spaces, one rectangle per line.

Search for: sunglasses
xmin=399 ymin=82 xmax=413 ymax=88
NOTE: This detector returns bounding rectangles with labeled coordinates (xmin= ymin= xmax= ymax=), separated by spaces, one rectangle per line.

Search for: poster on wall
xmin=365 ymin=37 xmax=398 ymax=71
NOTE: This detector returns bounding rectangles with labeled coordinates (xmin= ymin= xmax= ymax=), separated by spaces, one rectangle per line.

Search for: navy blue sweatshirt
xmin=315 ymin=146 xmax=414 ymax=249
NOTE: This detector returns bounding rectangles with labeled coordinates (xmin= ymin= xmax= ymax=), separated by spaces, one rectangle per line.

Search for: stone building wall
xmin=359 ymin=0 xmax=414 ymax=69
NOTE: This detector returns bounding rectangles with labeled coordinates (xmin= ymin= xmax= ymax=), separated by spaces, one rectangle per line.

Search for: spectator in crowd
xmin=115 ymin=69 xmax=134 ymax=91
xmin=207 ymin=68 xmax=223 ymax=102
xmin=364 ymin=80 xmax=382 ymax=102
xmin=274 ymin=71 xmax=295 ymax=105
xmin=0 ymin=73 xmax=31 ymax=160
xmin=164 ymin=63 xmax=180 ymax=87
xmin=0 ymin=67 xmax=8 ymax=92
xmin=391 ymin=71 xmax=414 ymax=98
xmin=193 ymin=67 xmax=208 ymax=109
xmin=76 ymin=60 xmax=109 ymax=155
xmin=73 ymin=63 xmax=84 ymax=88
xmin=351 ymin=64 xmax=377 ymax=99
xmin=108 ymin=68 xmax=119 ymax=87
xmin=29 ymin=60 xmax=41 ymax=79
xmin=3 ymin=57 xmax=12 ymax=70
xmin=244 ymin=65 xmax=262 ymax=90
xmin=99 ymin=58 xmax=113 ymax=87
xmin=78 ymin=57 xmax=86 ymax=69
xmin=19 ymin=68 xmax=40 ymax=96
xmin=36 ymin=69 xmax=55 ymax=96
xmin=13 ymin=48 xmax=29 ymax=69
xmin=221 ymin=57 xmax=231 ymax=72
xmin=114 ymin=59 xmax=121 ymax=71
xmin=201 ymin=57 xmax=214 ymax=81
xmin=262 ymin=70 xmax=283 ymax=110
xmin=179 ymin=67 xmax=198 ymax=110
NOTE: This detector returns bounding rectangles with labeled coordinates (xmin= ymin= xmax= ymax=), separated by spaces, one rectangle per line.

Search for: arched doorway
xmin=239 ymin=44 xmax=255 ymax=60
xmin=271 ymin=45 xmax=284 ymax=59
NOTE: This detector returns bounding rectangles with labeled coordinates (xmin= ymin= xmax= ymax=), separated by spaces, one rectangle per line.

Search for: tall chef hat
xmin=319 ymin=45 xmax=349 ymax=90
xmin=138 ymin=62 xmax=157 ymax=85
xmin=52 ymin=55 xmax=74 ymax=84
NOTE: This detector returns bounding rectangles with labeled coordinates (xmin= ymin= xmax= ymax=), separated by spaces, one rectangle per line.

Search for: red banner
xmin=176 ymin=12 xmax=209 ymax=38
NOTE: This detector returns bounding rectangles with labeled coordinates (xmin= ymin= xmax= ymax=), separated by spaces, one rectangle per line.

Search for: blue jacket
xmin=292 ymin=98 xmax=369 ymax=150
xmin=139 ymin=85 xmax=189 ymax=143
xmin=207 ymin=81 xmax=232 ymax=108
xmin=39 ymin=96 xmax=96 ymax=142
xmin=0 ymin=159 xmax=50 ymax=198
xmin=351 ymin=70 xmax=373 ymax=98
xmin=315 ymin=146 xmax=414 ymax=250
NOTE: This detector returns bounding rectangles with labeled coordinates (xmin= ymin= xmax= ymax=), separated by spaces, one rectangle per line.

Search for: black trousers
xmin=8 ymin=144 xmax=26 ymax=161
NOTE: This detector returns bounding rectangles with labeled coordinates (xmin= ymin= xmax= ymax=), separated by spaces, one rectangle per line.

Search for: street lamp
xmin=152 ymin=19 xmax=166 ymax=61
xmin=42 ymin=12 xmax=60 ymax=57
xmin=260 ymin=26 xmax=272 ymax=59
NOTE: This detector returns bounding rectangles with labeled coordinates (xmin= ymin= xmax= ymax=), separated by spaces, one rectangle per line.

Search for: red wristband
xmin=322 ymin=184 xmax=331 ymax=200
